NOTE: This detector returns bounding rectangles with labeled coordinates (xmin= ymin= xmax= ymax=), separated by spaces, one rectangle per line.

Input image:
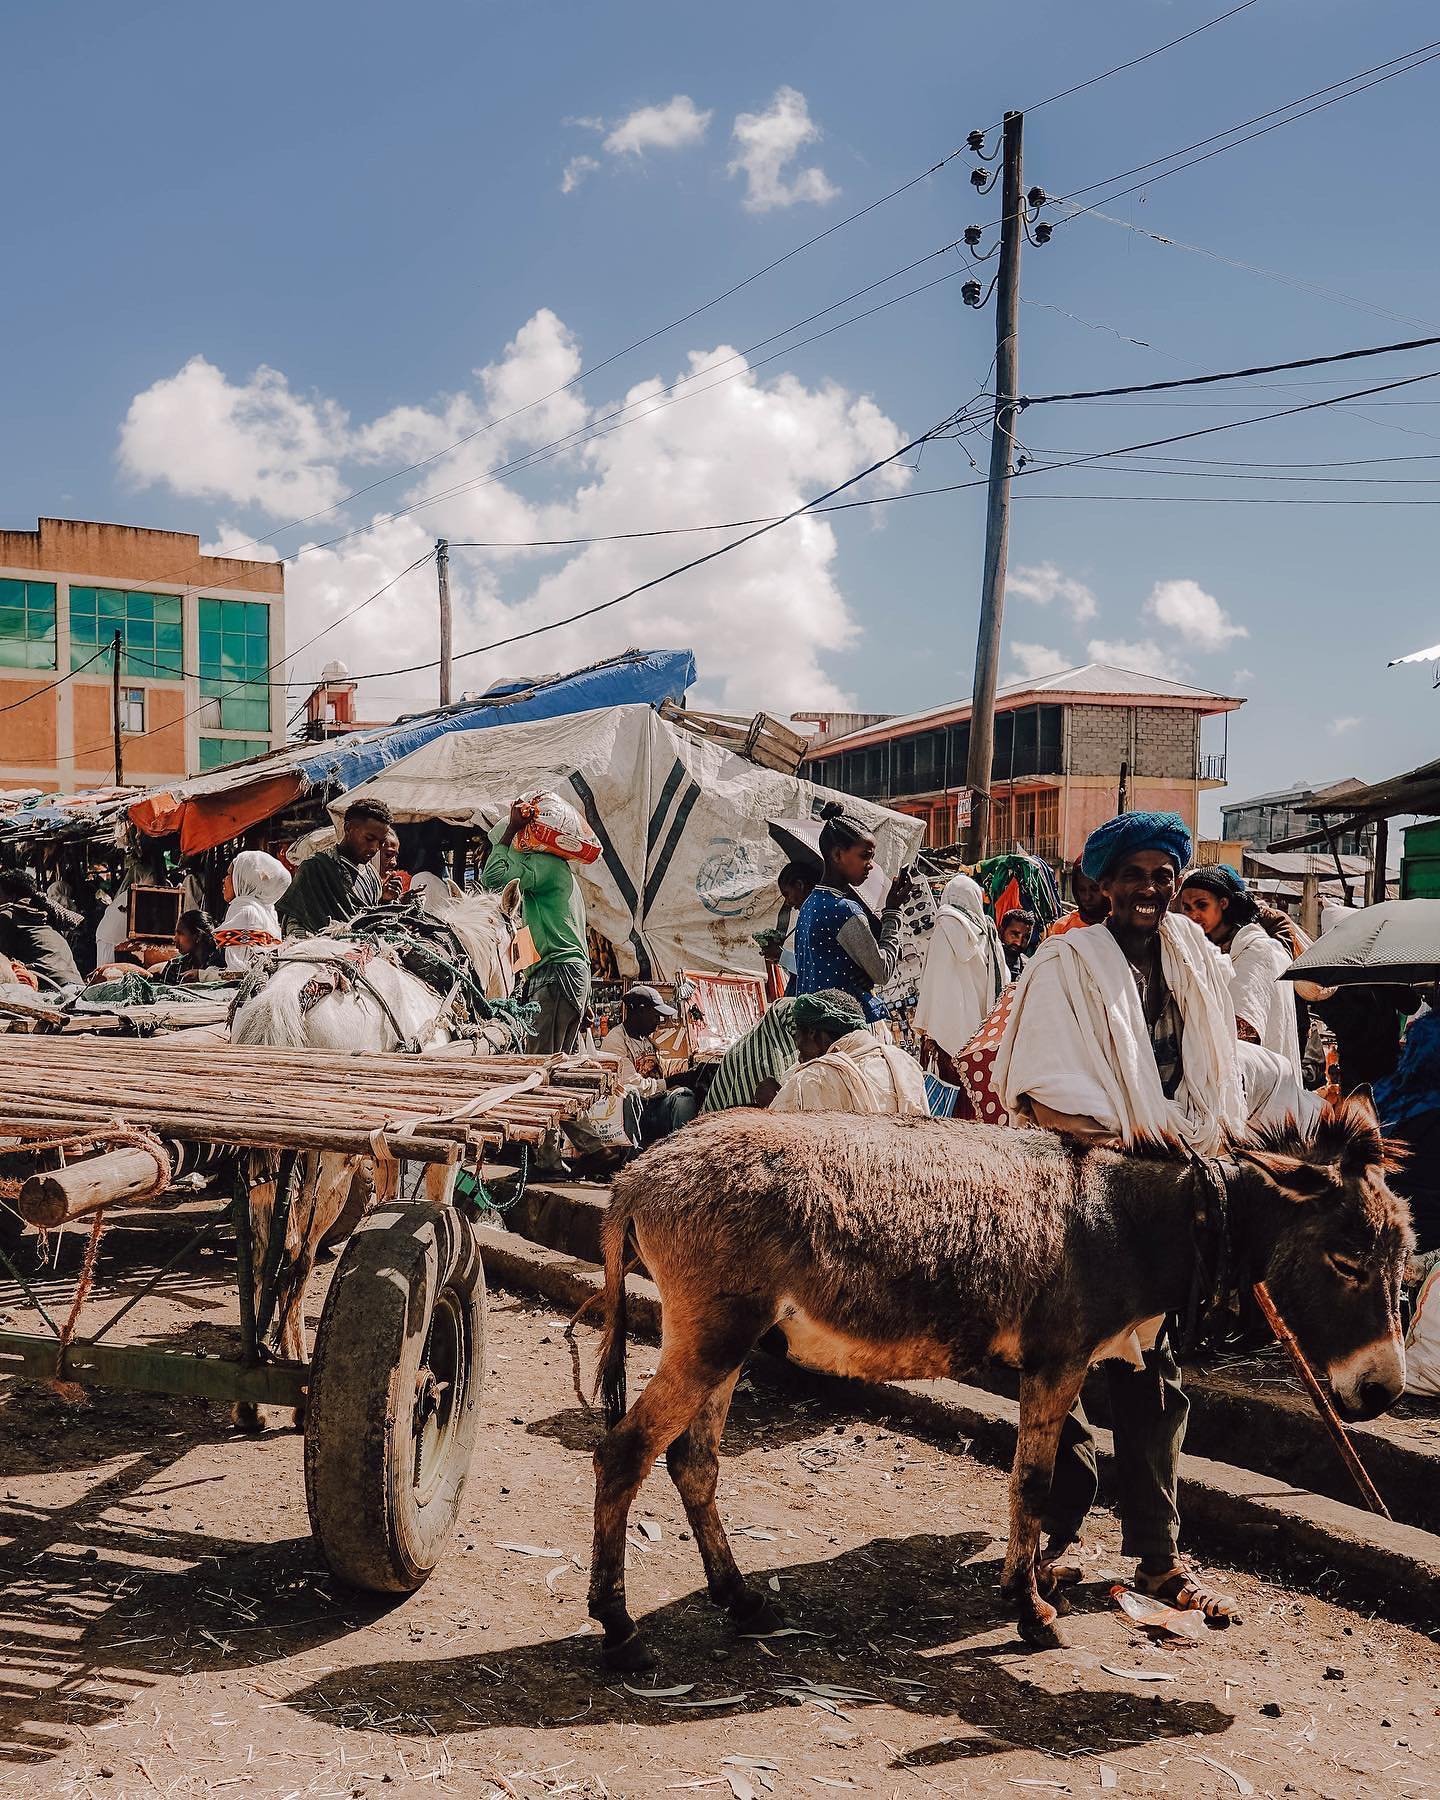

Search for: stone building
xmin=798 ymin=662 xmax=1241 ymax=865
xmin=0 ymin=518 xmax=285 ymax=792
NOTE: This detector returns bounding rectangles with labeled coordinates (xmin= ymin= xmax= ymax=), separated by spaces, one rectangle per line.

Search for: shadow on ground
xmin=287 ymin=1531 xmax=1233 ymax=1767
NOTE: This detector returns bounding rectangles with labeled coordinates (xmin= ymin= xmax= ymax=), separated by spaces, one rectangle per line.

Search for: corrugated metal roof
xmin=805 ymin=662 xmax=1241 ymax=756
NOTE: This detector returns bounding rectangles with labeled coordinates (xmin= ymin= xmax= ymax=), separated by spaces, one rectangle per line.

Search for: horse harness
xmin=1174 ymin=1150 xmax=1244 ymax=1360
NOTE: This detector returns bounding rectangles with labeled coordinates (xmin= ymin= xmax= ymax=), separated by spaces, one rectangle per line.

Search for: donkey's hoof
xmin=231 ymin=1402 xmax=264 ymax=1435
xmin=734 ymin=1597 xmax=787 ymax=1638
xmin=600 ymin=1631 xmax=655 ymax=1672
xmin=1017 ymin=1597 xmax=1064 ymax=1650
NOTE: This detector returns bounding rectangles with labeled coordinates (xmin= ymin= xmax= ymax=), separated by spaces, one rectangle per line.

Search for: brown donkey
xmin=588 ymin=1098 xmax=1410 ymax=1664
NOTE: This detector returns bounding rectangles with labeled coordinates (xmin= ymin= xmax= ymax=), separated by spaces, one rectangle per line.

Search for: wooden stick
xmin=18 ymin=1147 xmax=175 ymax=1230
xmin=1251 ymin=1279 xmax=1392 ymax=1519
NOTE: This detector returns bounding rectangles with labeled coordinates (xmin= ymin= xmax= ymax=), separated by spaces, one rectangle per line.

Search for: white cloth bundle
xmin=913 ymin=873 xmax=1009 ymax=1058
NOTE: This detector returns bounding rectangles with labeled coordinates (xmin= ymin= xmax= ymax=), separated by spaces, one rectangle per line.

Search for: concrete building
xmin=1222 ymin=778 xmax=1374 ymax=860
xmin=0 ymin=518 xmax=285 ymax=792
xmin=798 ymin=662 xmax=1241 ymax=864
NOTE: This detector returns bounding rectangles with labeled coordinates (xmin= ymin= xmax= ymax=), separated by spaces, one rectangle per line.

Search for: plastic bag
xmin=1405 ymin=1251 xmax=1440 ymax=1397
xmin=512 ymin=789 xmax=602 ymax=865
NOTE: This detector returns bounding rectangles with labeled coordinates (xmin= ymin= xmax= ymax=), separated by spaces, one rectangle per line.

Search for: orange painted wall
xmin=71 ymin=680 xmax=187 ymax=781
xmin=0 ymin=674 xmax=58 ymax=769
xmin=1061 ymin=776 xmax=1200 ymax=864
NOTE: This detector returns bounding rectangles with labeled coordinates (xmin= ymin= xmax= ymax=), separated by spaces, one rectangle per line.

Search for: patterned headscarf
xmin=793 ymin=989 xmax=869 ymax=1039
xmin=1179 ymin=863 xmax=1258 ymax=926
xmin=1080 ymin=811 xmax=1193 ymax=883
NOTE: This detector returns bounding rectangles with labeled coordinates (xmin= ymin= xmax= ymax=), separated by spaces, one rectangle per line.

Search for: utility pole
xmin=110 ymin=629 xmax=124 ymax=788
xmin=435 ymin=537 xmax=453 ymax=708
xmin=962 ymin=109 xmax=1024 ymax=865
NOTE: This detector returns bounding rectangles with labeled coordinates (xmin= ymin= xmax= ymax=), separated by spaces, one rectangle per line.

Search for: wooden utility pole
xmin=110 ymin=629 xmax=124 ymax=787
xmin=436 ymin=537 xmax=453 ymax=707
xmin=962 ymin=109 xmax=1024 ymax=865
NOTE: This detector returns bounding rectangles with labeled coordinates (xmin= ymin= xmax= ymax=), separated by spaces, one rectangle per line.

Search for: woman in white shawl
xmin=214 ymin=851 xmax=290 ymax=972
xmin=1176 ymin=865 xmax=1303 ymax=1082
xmin=913 ymin=873 xmax=1008 ymax=1075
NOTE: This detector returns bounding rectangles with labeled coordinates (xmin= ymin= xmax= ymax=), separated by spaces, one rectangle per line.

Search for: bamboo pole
xmin=1251 ymin=1280 xmax=1391 ymax=1519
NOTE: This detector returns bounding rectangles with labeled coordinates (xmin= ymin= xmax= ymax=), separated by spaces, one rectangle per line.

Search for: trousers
xmin=623 ymin=1087 xmax=698 ymax=1148
xmin=1042 ymin=1335 xmax=1188 ymax=1562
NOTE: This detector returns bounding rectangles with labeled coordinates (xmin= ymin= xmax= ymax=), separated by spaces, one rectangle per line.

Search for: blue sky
xmin=5 ymin=0 xmax=1440 ymax=827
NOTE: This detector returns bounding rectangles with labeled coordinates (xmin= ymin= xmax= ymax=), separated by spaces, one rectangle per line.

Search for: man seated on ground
xmin=991 ymin=810 xmax=1315 ymax=1625
xmin=482 ymin=796 xmax=591 ymax=1056
xmin=277 ymin=799 xmax=391 ymax=936
xmin=770 ymin=989 xmax=929 ymax=1115
xmin=0 ymin=870 xmax=84 ymax=990
xmin=702 ymin=996 xmax=798 ymax=1111
xmin=611 ymin=985 xmax=698 ymax=1148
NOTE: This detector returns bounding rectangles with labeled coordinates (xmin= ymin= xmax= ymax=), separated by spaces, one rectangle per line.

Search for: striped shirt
xmin=702 ymin=998 xmax=798 ymax=1112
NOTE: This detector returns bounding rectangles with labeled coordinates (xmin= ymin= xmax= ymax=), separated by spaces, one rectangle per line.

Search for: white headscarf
xmin=217 ymin=851 xmax=291 ymax=970
xmin=912 ymin=874 xmax=1010 ymax=1059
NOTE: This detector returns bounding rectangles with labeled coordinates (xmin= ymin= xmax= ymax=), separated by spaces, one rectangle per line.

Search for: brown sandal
xmin=1135 ymin=1562 xmax=1242 ymax=1627
xmin=1039 ymin=1536 xmax=1093 ymax=1589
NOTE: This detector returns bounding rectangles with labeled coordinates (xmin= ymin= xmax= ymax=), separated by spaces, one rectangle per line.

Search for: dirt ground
xmin=0 ymin=1259 xmax=1436 ymax=1800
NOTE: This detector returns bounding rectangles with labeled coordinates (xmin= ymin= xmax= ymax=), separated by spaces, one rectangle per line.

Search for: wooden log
xmin=0 ymin=1102 xmax=465 ymax=1164
xmin=17 ymin=1146 xmax=175 ymax=1230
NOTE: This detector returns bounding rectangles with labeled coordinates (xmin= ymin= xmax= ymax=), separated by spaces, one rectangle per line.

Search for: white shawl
xmin=913 ymin=874 xmax=1009 ymax=1057
xmin=1228 ymin=919 xmax=1303 ymax=1080
xmin=771 ymin=1029 xmax=930 ymax=1117
xmin=992 ymin=912 xmax=1247 ymax=1155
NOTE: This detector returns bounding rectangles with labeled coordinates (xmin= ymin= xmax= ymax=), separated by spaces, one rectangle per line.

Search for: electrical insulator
xmin=961 ymin=280 xmax=983 ymax=307
xmin=963 ymin=225 xmax=984 ymax=247
xmin=966 ymin=130 xmax=986 ymax=153
xmin=1034 ymin=222 xmax=1053 ymax=245
xmin=970 ymin=167 xmax=988 ymax=189
xmin=1027 ymin=186 xmax=1048 ymax=209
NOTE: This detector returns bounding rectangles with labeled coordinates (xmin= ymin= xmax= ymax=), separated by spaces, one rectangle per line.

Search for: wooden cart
xmin=0 ymin=1036 xmax=615 ymax=1595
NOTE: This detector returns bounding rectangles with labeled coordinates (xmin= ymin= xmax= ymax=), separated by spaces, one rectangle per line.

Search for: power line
xmin=1015 ymin=491 xmax=1440 ymax=506
xmin=1056 ymin=38 xmax=1440 ymax=209
xmin=338 ymin=405 xmax=973 ymax=684
xmin=0 ymin=644 xmax=111 ymax=716
xmin=1020 ymin=332 xmax=1440 ymax=408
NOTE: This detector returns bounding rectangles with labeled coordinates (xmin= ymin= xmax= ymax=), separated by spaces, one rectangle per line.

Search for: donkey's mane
xmin=1243 ymin=1092 xmax=1399 ymax=1171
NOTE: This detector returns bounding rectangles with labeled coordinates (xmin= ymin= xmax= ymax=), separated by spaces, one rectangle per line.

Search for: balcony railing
xmin=1198 ymin=752 xmax=1228 ymax=783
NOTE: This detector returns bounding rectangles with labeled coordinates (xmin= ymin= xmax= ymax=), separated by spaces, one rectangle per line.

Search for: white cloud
xmin=1086 ymin=636 xmax=1186 ymax=679
xmin=561 ymin=155 xmax=600 ymax=194
xmin=1144 ymin=577 xmax=1246 ymax=650
xmin=602 ymin=95 xmax=712 ymax=157
xmin=1005 ymin=642 xmax=1071 ymax=684
xmin=200 ymin=525 xmax=280 ymax=562
xmin=1328 ymin=715 xmax=1361 ymax=736
xmin=118 ymin=356 xmax=350 ymax=518
xmin=1008 ymin=561 xmax=1097 ymax=624
xmin=1232 ymin=666 xmax=1255 ymax=684
xmin=728 ymin=87 xmax=839 ymax=212
xmin=120 ymin=314 xmax=911 ymax=716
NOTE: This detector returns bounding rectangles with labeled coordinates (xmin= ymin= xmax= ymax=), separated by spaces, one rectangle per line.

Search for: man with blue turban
xmin=991 ymin=810 xmax=1315 ymax=1625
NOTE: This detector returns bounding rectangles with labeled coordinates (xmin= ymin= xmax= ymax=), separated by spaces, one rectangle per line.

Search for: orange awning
xmin=129 ymin=773 xmax=304 ymax=855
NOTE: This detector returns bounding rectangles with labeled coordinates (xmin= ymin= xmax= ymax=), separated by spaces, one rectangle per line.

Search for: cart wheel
xmin=304 ymin=1201 xmax=486 ymax=1594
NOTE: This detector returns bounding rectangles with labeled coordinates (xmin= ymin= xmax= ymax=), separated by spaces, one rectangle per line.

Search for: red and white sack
xmin=513 ymin=789 xmax=602 ymax=865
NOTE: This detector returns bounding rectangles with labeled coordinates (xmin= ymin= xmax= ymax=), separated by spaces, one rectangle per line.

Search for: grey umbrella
xmin=766 ymin=815 xmax=894 ymax=918
xmin=1283 ymin=900 xmax=1440 ymax=988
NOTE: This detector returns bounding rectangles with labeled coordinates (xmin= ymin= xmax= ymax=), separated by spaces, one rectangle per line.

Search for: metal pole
xmin=436 ymin=538 xmax=453 ymax=708
xmin=110 ymin=629 xmax=124 ymax=787
xmin=962 ymin=109 xmax=1024 ymax=864
xmin=1371 ymin=816 xmax=1389 ymax=905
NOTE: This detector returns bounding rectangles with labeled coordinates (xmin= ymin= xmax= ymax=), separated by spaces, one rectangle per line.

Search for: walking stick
xmin=1251 ymin=1280 xmax=1391 ymax=1519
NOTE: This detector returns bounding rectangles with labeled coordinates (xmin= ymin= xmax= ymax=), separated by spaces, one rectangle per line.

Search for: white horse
xmin=228 ymin=882 xmax=523 ymax=1418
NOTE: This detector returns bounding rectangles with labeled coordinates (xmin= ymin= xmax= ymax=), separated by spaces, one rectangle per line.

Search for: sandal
xmin=1039 ymin=1535 xmax=1093 ymax=1589
xmin=1135 ymin=1562 xmax=1242 ymax=1627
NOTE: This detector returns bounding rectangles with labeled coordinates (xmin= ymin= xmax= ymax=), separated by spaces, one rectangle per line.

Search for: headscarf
xmin=793 ymin=988 xmax=869 ymax=1039
xmin=216 ymin=850 xmax=290 ymax=969
xmin=913 ymin=874 xmax=1008 ymax=1058
xmin=942 ymin=874 xmax=1008 ymax=991
xmin=1080 ymin=811 xmax=1193 ymax=883
xmin=1178 ymin=863 xmax=1259 ymax=928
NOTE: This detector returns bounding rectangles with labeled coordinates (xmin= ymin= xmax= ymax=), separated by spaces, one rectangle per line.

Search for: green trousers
xmin=1042 ymin=1335 xmax=1188 ymax=1562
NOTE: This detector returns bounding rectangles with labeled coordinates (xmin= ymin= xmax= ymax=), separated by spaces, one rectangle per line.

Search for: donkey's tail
xmin=594 ymin=1203 xmax=632 ymax=1430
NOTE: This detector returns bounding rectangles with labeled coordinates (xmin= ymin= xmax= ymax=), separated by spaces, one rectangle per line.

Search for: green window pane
xmin=245 ymin=606 xmax=269 ymax=640
xmin=155 ymin=594 xmax=181 ymax=626
xmin=0 ymin=580 xmax=21 ymax=607
xmin=98 ymin=590 xmax=126 ymax=623
xmin=0 ymin=639 xmax=26 ymax=668
xmin=155 ymin=622 xmax=182 ymax=653
xmin=0 ymin=608 xmax=23 ymax=640
xmin=27 ymin=640 xmax=57 ymax=670
xmin=199 ymin=629 xmax=222 ymax=664
xmin=69 ymin=588 xmax=96 ymax=620
xmin=199 ymin=735 xmax=270 ymax=771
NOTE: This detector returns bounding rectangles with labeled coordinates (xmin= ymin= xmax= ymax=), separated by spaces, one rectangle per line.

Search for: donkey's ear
xmin=1344 ymin=1085 xmax=1379 ymax=1127
xmin=1233 ymin=1146 xmax=1334 ymax=1202
xmin=500 ymin=878 xmax=524 ymax=923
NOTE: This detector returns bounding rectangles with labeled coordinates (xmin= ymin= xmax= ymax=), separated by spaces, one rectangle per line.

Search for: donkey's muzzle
xmin=1328 ymin=1338 xmax=1406 ymax=1422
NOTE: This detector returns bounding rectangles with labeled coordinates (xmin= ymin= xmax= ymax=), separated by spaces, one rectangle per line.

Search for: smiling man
xmin=989 ymin=810 xmax=1315 ymax=1623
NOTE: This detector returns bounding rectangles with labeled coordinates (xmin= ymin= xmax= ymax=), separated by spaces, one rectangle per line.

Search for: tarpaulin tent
xmin=130 ymin=649 xmax=696 ymax=855
xmin=330 ymin=702 xmax=924 ymax=980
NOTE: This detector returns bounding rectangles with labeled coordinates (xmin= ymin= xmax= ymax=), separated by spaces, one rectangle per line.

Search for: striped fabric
xmin=702 ymin=998 xmax=798 ymax=1112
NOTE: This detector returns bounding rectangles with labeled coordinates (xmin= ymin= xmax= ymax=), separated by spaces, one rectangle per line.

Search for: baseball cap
xmin=624 ymin=983 xmax=677 ymax=1018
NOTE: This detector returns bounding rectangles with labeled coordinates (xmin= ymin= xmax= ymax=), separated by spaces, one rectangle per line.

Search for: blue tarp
xmin=288 ymin=648 xmax=695 ymax=797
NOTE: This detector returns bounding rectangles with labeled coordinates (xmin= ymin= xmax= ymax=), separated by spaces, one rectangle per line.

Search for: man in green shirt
xmin=482 ymin=797 xmax=591 ymax=1054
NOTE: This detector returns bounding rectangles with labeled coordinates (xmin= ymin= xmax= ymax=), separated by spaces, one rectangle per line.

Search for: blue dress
xmin=794 ymin=885 xmax=883 ymax=1023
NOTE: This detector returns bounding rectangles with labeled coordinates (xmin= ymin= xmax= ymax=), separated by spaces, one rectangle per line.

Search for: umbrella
xmin=766 ymin=815 xmax=893 ymax=918
xmin=1283 ymin=900 xmax=1440 ymax=989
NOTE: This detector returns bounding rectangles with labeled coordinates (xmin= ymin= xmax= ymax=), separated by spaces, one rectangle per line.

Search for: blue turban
xmin=1081 ymin=811 xmax=1193 ymax=882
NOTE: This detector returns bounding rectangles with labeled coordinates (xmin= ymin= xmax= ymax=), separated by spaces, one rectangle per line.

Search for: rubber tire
xmin=304 ymin=1200 xmax=486 ymax=1594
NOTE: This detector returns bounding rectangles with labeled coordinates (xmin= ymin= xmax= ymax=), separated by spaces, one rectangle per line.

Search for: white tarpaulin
xmin=331 ymin=703 xmax=924 ymax=980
